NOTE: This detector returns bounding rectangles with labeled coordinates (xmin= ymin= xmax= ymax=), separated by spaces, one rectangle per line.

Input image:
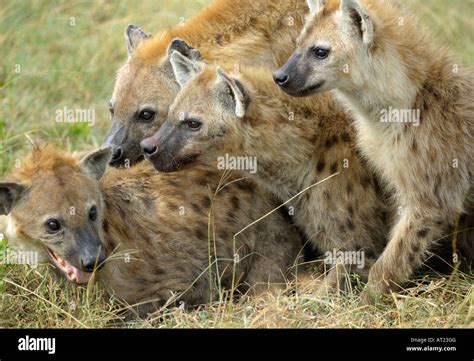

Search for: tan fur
xmin=0 ymin=215 xmax=7 ymax=234
xmin=288 ymin=0 xmax=474 ymax=295
xmin=135 ymin=0 xmax=307 ymax=66
xmin=106 ymin=0 xmax=309 ymax=166
xmin=2 ymin=145 xmax=303 ymax=315
xmin=146 ymin=60 xmax=391 ymax=291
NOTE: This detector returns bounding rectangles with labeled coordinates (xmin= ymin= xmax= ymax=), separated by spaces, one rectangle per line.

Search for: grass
xmin=1 ymin=259 xmax=472 ymax=328
xmin=0 ymin=0 xmax=473 ymax=328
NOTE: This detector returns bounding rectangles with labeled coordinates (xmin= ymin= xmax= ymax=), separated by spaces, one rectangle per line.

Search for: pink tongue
xmin=47 ymin=248 xmax=93 ymax=284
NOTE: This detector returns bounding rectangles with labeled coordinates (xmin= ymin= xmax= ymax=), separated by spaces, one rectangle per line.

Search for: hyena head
xmin=274 ymin=0 xmax=375 ymax=97
xmin=0 ymin=146 xmax=111 ymax=284
xmin=105 ymin=25 xmax=202 ymax=167
xmin=141 ymin=40 xmax=250 ymax=173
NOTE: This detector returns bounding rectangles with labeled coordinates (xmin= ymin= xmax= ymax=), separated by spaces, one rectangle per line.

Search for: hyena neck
xmin=336 ymin=63 xmax=419 ymax=137
xmin=335 ymin=24 xmax=438 ymax=136
xmin=222 ymin=75 xmax=341 ymax=198
xmin=224 ymin=115 xmax=314 ymax=198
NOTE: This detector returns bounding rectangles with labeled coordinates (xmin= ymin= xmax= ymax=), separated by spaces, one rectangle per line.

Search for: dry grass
xmin=1 ymin=257 xmax=472 ymax=328
xmin=0 ymin=0 xmax=473 ymax=329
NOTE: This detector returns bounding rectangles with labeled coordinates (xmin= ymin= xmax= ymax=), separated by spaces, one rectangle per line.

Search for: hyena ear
xmin=340 ymin=0 xmax=374 ymax=45
xmin=125 ymin=24 xmax=151 ymax=58
xmin=307 ymin=0 xmax=325 ymax=14
xmin=80 ymin=147 xmax=113 ymax=181
xmin=0 ymin=181 xmax=27 ymax=215
xmin=216 ymin=68 xmax=249 ymax=118
xmin=169 ymin=50 xmax=203 ymax=88
xmin=167 ymin=38 xmax=203 ymax=62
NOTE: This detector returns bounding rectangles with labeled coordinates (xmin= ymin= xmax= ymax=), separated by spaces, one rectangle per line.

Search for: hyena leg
xmin=367 ymin=207 xmax=451 ymax=296
xmin=242 ymin=243 xmax=304 ymax=297
xmin=243 ymin=226 xmax=304 ymax=295
xmin=243 ymin=255 xmax=295 ymax=295
xmin=317 ymin=255 xmax=377 ymax=295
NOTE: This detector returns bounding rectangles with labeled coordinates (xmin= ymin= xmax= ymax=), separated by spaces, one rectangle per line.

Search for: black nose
xmin=81 ymin=253 xmax=106 ymax=273
xmin=140 ymin=139 xmax=158 ymax=156
xmin=111 ymin=147 xmax=123 ymax=162
xmin=273 ymin=71 xmax=289 ymax=86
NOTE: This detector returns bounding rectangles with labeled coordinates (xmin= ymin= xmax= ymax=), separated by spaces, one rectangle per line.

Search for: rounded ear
xmin=167 ymin=38 xmax=203 ymax=61
xmin=125 ymin=24 xmax=151 ymax=58
xmin=216 ymin=68 xmax=249 ymax=118
xmin=0 ymin=181 xmax=27 ymax=215
xmin=80 ymin=147 xmax=113 ymax=181
xmin=340 ymin=0 xmax=374 ymax=45
xmin=169 ymin=50 xmax=203 ymax=88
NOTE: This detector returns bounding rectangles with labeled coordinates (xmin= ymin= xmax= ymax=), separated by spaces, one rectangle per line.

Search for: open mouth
xmin=45 ymin=247 xmax=92 ymax=284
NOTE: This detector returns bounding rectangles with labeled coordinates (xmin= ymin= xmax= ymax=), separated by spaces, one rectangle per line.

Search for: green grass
xmin=0 ymin=0 xmax=473 ymax=328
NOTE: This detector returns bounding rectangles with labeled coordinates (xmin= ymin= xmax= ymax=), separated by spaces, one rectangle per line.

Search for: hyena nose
xmin=140 ymin=138 xmax=158 ymax=156
xmin=81 ymin=254 xmax=106 ymax=273
xmin=273 ymin=70 xmax=290 ymax=86
xmin=111 ymin=147 xmax=123 ymax=162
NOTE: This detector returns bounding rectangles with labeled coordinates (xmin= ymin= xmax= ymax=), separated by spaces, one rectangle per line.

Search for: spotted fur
xmin=143 ymin=48 xmax=391 ymax=291
xmin=0 ymin=145 xmax=303 ymax=315
xmin=278 ymin=0 xmax=474 ymax=295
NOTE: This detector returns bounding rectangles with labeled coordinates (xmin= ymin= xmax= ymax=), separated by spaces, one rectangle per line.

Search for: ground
xmin=0 ymin=0 xmax=473 ymax=328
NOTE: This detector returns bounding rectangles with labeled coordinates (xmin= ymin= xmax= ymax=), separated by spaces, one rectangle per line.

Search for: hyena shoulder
xmin=101 ymin=164 xmax=303 ymax=306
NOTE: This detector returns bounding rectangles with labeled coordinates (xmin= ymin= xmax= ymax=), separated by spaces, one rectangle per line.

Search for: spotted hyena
xmin=275 ymin=0 xmax=474 ymax=296
xmin=139 ymin=39 xmax=391 ymax=292
xmin=0 ymin=145 xmax=303 ymax=316
xmin=104 ymin=0 xmax=309 ymax=167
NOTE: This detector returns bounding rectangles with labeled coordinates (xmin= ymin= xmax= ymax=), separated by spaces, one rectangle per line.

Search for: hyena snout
xmin=273 ymin=53 xmax=308 ymax=96
xmin=140 ymin=136 xmax=159 ymax=156
xmin=79 ymin=243 xmax=106 ymax=273
xmin=103 ymin=120 xmax=129 ymax=166
xmin=273 ymin=69 xmax=290 ymax=86
xmin=104 ymin=140 xmax=125 ymax=166
xmin=110 ymin=146 xmax=124 ymax=163
xmin=75 ymin=229 xmax=106 ymax=273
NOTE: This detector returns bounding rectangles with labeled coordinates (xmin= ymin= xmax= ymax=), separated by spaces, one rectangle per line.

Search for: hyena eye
xmin=185 ymin=119 xmax=202 ymax=131
xmin=89 ymin=206 xmax=98 ymax=222
xmin=312 ymin=47 xmax=330 ymax=59
xmin=45 ymin=219 xmax=61 ymax=234
xmin=138 ymin=109 xmax=155 ymax=122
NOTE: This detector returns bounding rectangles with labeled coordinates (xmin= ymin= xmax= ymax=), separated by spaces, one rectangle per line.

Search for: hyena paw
xmin=366 ymin=260 xmax=394 ymax=296
xmin=360 ymin=282 xmax=387 ymax=305
xmin=360 ymin=288 xmax=376 ymax=305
